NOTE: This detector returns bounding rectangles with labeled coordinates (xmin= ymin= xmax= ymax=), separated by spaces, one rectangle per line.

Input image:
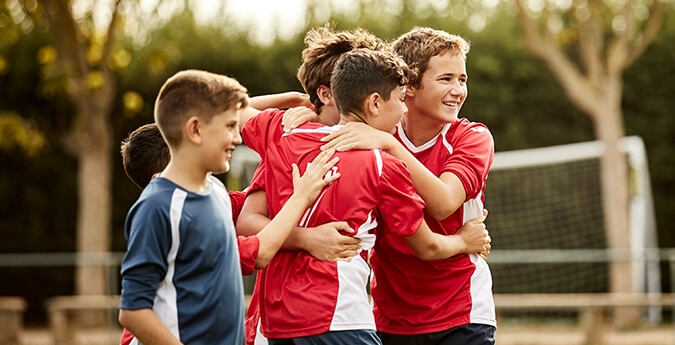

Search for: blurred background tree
xmin=514 ymin=0 xmax=663 ymax=325
xmin=0 ymin=0 xmax=673 ymax=325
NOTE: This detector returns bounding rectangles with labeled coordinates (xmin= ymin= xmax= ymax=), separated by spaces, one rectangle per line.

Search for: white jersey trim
xmin=463 ymin=194 xmax=497 ymax=327
xmin=282 ymin=125 xmax=342 ymax=137
xmin=396 ymin=123 xmax=452 ymax=153
xmin=152 ymin=188 xmax=186 ymax=341
xmin=372 ymin=150 xmax=383 ymax=177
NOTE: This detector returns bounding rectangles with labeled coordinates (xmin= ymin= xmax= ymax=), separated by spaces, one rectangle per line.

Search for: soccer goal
xmin=485 ymin=136 xmax=660 ymax=300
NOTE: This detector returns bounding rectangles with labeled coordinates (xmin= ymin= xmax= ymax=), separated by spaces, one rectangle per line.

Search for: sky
xmin=196 ymin=0 xmax=358 ymax=45
xmin=196 ymin=0 xmax=314 ymax=45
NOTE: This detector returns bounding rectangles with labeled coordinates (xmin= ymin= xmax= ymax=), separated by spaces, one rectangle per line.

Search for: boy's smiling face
xmin=407 ymin=52 xmax=467 ymax=127
xmin=199 ymin=108 xmax=242 ymax=175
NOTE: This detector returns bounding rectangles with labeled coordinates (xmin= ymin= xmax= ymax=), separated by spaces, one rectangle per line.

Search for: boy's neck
xmin=338 ymin=112 xmax=368 ymax=126
xmin=161 ymin=155 xmax=210 ymax=193
xmin=400 ymin=111 xmax=449 ymax=147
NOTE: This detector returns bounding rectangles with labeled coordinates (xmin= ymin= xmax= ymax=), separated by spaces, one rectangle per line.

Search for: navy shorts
xmin=268 ymin=329 xmax=382 ymax=345
xmin=378 ymin=323 xmax=496 ymax=345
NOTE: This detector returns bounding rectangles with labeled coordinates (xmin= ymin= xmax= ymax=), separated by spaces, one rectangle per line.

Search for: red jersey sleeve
xmin=241 ymin=108 xmax=286 ymax=158
xmin=378 ymin=153 xmax=426 ymax=237
xmin=237 ymin=235 xmax=260 ymax=276
xmin=228 ymin=191 xmax=246 ymax=224
xmin=246 ymin=159 xmax=266 ymax=196
xmin=120 ymin=328 xmax=134 ymax=345
xmin=443 ymin=121 xmax=494 ymax=200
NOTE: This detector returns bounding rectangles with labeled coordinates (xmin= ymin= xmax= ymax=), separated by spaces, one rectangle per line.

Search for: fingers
xmin=291 ymin=163 xmax=300 ymax=181
xmin=329 ymin=221 xmax=355 ymax=234
xmin=333 ymin=248 xmax=360 ymax=261
xmin=308 ymin=149 xmax=338 ymax=176
xmin=282 ymin=107 xmax=315 ymax=133
xmin=320 ymin=126 xmax=348 ymax=143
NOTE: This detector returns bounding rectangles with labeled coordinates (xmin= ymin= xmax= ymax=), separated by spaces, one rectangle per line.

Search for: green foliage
xmin=0 ymin=112 xmax=47 ymax=156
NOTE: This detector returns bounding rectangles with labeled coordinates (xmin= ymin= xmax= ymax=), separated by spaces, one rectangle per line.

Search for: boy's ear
xmin=317 ymin=85 xmax=333 ymax=106
xmin=185 ymin=116 xmax=202 ymax=145
xmin=405 ymin=85 xmax=416 ymax=98
xmin=364 ymin=93 xmax=381 ymax=116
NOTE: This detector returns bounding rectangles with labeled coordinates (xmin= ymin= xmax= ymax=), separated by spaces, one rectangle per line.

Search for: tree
xmin=513 ymin=0 xmax=664 ymax=325
xmin=38 ymin=0 xmax=123 ymax=299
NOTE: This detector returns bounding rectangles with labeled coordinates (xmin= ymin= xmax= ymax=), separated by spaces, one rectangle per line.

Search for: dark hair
xmin=120 ymin=123 xmax=170 ymax=189
xmin=297 ymin=26 xmax=387 ymax=114
xmin=331 ymin=48 xmax=415 ymax=116
xmin=154 ymin=69 xmax=248 ymax=147
xmin=392 ymin=27 xmax=470 ymax=88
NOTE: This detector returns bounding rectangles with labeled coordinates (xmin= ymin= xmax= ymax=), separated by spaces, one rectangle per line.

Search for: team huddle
xmin=117 ymin=26 xmax=496 ymax=345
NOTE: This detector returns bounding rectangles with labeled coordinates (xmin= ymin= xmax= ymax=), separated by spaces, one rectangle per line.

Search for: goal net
xmin=485 ymin=136 xmax=660 ymax=318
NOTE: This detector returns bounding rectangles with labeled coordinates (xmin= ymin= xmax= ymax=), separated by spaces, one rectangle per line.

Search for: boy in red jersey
xmin=235 ymin=26 xmax=391 ymax=345
xmin=241 ymin=47 xmax=490 ymax=345
xmin=320 ymin=27 xmax=496 ymax=345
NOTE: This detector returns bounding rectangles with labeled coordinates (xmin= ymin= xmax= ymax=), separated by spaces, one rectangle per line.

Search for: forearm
xmin=425 ymin=233 xmax=467 ymax=260
xmin=118 ymin=309 xmax=183 ymax=345
xmin=250 ymin=92 xmax=308 ymax=110
xmin=236 ymin=208 xmax=307 ymax=251
xmin=255 ymin=195 xmax=311 ymax=267
xmin=387 ymin=143 xmax=465 ymax=220
xmin=238 ymin=92 xmax=308 ymax=131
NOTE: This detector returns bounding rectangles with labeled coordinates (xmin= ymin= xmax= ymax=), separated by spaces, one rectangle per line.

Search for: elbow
xmin=413 ymin=243 xmax=441 ymax=261
xmin=428 ymin=207 xmax=454 ymax=221
xmin=427 ymin=197 xmax=462 ymax=221
xmin=118 ymin=309 xmax=130 ymax=329
xmin=254 ymin=253 xmax=271 ymax=269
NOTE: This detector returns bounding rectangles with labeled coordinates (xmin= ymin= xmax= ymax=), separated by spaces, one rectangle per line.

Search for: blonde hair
xmin=297 ymin=25 xmax=387 ymax=114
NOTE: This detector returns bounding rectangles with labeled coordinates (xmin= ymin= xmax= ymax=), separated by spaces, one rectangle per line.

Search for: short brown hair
xmin=392 ymin=27 xmax=470 ymax=88
xmin=120 ymin=123 xmax=169 ymax=189
xmin=154 ymin=70 xmax=248 ymax=147
xmin=331 ymin=48 xmax=415 ymax=116
xmin=297 ymin=25 xmax=387 ymax=114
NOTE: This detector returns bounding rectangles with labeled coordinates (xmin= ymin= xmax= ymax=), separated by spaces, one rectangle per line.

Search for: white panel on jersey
xmin=330 ymin=256 xmax=376 ymax=331
xmin=152 ymin=188 xmax=186 ymax=341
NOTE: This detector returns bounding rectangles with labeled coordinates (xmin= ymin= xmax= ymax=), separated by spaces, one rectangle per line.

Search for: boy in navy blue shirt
xmin=118 ymin=70 xmax=339 ymax=345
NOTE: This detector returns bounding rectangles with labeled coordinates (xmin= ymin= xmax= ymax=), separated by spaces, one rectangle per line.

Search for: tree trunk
xmin=591 ymin=82 xmax=639 ymax=327
xmin=74 ymin=105 xmax=113 ymax=298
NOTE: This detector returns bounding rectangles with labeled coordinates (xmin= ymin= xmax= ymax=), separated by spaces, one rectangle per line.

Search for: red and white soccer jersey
xmin=242 ymin=109 xmax=426 ymax=339
xmin=371 ymin=120 xmax=496 ymax=334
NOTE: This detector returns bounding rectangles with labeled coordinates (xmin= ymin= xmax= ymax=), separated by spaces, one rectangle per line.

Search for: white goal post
xmin=487 ymin=136 xmax=660 ymax=298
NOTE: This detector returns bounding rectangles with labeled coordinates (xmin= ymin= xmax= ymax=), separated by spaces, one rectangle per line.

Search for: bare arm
xmin=253 ymin=150 xmax=341 ymax=267
xmin=404 ymin=210 xmax=489 ymax=261
xmin=118 ymin=309 xmax=183 ymax=345
xmin=239 ymin=92 xmax=310 ymax=131
xmin=321 ymin=122 xmax=465 ymax=220
xmin=237 ymin=190 xmax=361 ymax=265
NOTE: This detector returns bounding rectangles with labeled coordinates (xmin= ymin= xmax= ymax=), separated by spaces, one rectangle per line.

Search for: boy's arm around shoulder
xmin=118 ymin=308 xmax=183 ymax=345
xmin=320 ymin=122 xmax=469 ymax=220
xmin=239 ymin=92 xmax=310 ymax=132
xmin=400 ymin=121 xmax=494 ymax=220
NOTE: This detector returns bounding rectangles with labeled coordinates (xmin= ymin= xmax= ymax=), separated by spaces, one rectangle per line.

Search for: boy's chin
xmin=211 ymin=162 xmax=231 ymax=175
